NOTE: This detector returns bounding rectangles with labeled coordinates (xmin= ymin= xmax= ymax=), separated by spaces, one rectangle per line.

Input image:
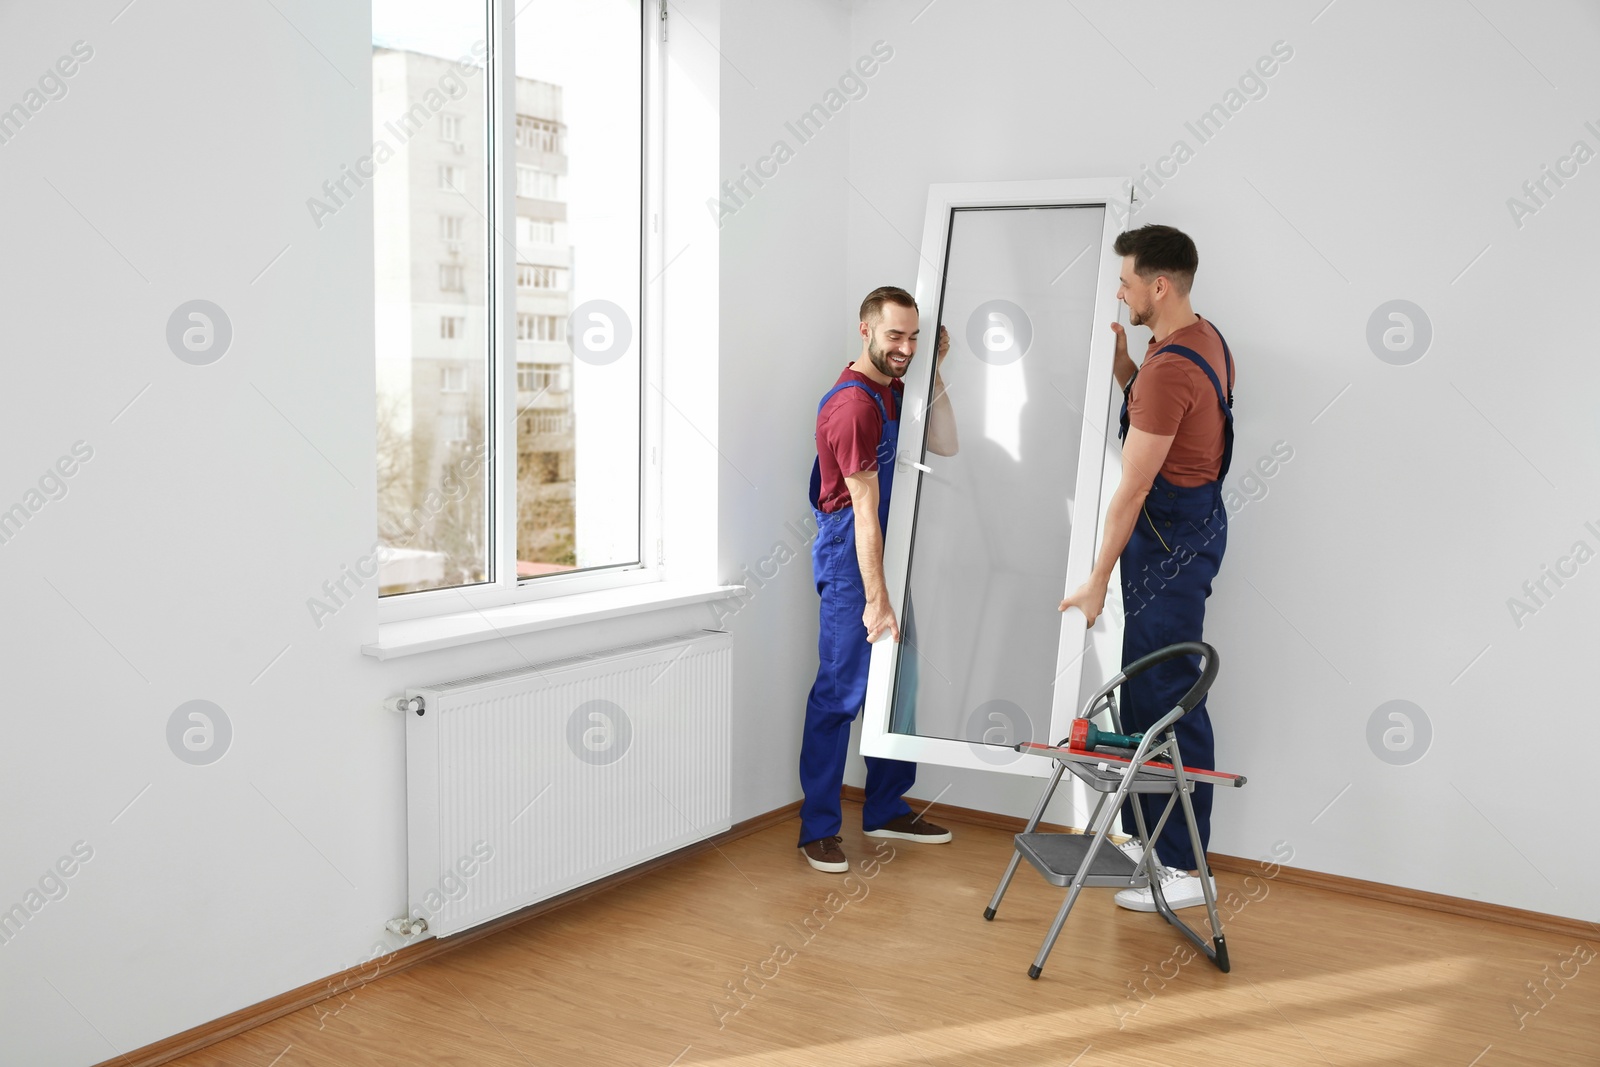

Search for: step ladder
xmin=982 ymin=641 xmax=1246 ymax=978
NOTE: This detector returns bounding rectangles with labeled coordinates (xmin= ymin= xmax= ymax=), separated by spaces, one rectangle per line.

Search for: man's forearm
xmin=1113 ymin=353 xmax=1138 ymax=391
xmin=1090 ymin=484 xmax=1147 ymax=586
xmin=853 ymin=505 xmax=888 ymax=601
xmin=926 ymin=371 xmax=958 ymax=456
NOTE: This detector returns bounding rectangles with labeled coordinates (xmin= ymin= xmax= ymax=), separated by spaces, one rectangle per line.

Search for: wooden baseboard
xmin=103 ymin=788 xmax=1593 ymax=1067
xmin=864 ymin=786 xmax=1600 ymax=942
xmin=99 ymin=802 xmax=802 ymax=1067
xmin=1203 ymin=853 xmax=1599 ymax=940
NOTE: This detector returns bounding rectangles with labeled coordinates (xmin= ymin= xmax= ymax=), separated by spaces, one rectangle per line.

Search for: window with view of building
xmin=374 ymin=1 xmax=642 ymax=599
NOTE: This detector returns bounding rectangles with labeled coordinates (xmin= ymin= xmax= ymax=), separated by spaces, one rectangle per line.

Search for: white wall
xmin=716 ymin=1 xmax=856 ymax=827
xmin=0 ymin=3 xmax=718 ymax=1065
xmin=830 ymin=0 xmax=1600 ymax=918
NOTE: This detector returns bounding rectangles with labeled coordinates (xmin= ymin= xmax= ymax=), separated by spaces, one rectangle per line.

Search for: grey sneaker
xmin=801 ymin=836 xmax=848 ymax=873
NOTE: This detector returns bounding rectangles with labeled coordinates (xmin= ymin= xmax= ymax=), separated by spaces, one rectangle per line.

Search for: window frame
xmin=379 ymin=0 xmax=658 ymax=624
xmin=855 ymin=178 xmax=1130 ymax=775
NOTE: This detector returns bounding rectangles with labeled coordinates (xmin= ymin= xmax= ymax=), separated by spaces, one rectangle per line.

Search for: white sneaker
xmin=1114 ymin=865 xmax=1215 ymax=912
xmin=1115 ymin=838 xmax=1145 ymax=867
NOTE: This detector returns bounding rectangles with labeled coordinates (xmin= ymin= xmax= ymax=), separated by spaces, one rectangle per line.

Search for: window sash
xmin=855 ymin=178 xmax=1129 ymax=774
xmin=378 ymin=0 xmax=655 ymax=623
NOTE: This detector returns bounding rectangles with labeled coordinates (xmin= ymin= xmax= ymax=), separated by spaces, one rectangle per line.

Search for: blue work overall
xmin=1117 ymin=325 xmax=1234 ymax=872
xmin=798 ymin=380 xmax=916 ymax=846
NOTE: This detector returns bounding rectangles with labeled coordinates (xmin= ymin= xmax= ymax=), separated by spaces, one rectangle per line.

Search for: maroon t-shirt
xmin=814 ymin=365 xmax=901 ymax=514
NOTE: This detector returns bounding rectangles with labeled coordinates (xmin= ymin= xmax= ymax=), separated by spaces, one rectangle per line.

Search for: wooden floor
xmin=172 ymin=804 xmax=1599 ymax=1067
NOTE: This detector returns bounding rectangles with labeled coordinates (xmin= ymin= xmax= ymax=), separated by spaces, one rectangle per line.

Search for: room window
xmin=374 ymin=0 xmax=644 ymax=604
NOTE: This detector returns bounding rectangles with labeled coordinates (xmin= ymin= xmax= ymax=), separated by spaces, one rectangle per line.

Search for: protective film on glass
xmin=890 ymin=204 xmax=1107 ymax=754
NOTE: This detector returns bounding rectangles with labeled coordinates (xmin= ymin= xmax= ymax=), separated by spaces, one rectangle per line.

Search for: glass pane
xmin=373 ymin=2 xmax=492 ymax=595
xmin=891 ymin=205 xmax=1106 ymax=751
xmin=513 ymin=2 xmax=642 ymax=577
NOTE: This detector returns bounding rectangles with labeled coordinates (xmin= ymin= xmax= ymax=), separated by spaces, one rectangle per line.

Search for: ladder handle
xmin=1116 ymin=641 xmax=1219 ymax=716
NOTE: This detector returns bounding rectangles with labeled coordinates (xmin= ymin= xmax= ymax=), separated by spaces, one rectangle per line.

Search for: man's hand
xmin=864 ymin=594 xmax=900 ymax=643
xmin=1111 ymin=321 xmax=1137 ymax=390
xmin=936 ymin=324 xmax=950 ymax=368
xmin=1060 ymin=577 xmax=1109 ymax=628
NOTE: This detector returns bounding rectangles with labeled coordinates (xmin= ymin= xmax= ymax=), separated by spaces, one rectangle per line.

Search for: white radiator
xmin=404 ymin=630 xmax=731 ymax=938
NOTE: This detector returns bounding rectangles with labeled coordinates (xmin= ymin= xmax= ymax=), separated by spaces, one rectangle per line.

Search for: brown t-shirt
xmin=1126 ymin=317 xmax=1233 ymax=487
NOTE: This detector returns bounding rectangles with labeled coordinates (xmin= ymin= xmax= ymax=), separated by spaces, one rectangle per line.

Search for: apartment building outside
xmin=372 ymin=46 xmax=576 ymax=594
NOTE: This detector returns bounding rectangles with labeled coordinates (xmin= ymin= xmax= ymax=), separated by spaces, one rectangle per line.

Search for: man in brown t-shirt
xmin=1060 ymin=224 xmax=1236 ymax=914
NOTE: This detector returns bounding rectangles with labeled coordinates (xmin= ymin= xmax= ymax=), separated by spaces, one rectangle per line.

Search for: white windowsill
xmin=362 ymin=581 xmax=745 ymax=661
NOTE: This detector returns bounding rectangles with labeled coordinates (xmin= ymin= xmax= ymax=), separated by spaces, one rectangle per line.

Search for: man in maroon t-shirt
xmin=797 ymin=287 xmax=958 ymax=873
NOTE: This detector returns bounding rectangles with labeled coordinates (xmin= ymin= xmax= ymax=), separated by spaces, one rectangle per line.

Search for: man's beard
xmin=868 ymin=337 xmax=909 ymax=378
xmin=1127 ymin=301 xmax=1151 ymax=328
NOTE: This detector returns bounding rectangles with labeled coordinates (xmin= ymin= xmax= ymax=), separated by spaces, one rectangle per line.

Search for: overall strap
xmin=811 ymin=380 xmax=894 ymax=511
xmin=816 ymin=379 xmax=891 ymax=424
xmin=1117 ymin=324 xmax=1235 ymax=483
xmin=1155 ymin=342 xmax=1235 ymax=481
xmin=1191 ymin=318 xmax=1235 ymax=406
xmin=1155 ymin=344 xmax=1231 ymax=413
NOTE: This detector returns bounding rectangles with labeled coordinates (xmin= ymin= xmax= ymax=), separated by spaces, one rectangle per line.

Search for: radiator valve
xmin=386 ymin=916 xmax=428 ymax=937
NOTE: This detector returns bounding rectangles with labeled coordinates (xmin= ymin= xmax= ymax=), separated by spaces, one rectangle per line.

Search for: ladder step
xmin=1014 ymin=832 xmax=1149 ymax=889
